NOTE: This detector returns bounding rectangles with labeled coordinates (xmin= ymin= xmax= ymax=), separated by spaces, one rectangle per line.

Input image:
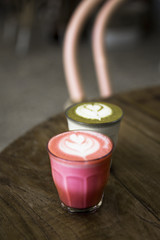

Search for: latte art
xmin=48 ymin=131 xmax=113 ymax=161
xmin=59 ymin=133 xmax=100 ymax=160
xmin=75 ymin=103 xmax=112 ymax=120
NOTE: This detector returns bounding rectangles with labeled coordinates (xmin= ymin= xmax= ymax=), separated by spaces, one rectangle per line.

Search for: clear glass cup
xmin=47 ymin=131 xmax=113 ymax=213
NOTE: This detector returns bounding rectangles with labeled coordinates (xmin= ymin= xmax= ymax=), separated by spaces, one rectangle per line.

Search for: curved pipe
xmin=92 ymin=0 xmax=126 ymax=98
xmin=63 ymin=0 xmax=103 ymax=103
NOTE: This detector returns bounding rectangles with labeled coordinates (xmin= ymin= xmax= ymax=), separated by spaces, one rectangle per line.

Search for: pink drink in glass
xmin=47 ymin=130 xmax=113 ymax=213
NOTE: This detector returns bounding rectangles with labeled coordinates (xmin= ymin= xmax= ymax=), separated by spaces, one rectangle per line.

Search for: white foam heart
xmin=70 ymin=134 xmax=84 ymax=144
xmin=75 ymin=103 xmax=112 ymax=120
xmin=59 ymin=133 xmax=100 ymax=159
xmin=86 ymin=104 xmax=101 ymax=111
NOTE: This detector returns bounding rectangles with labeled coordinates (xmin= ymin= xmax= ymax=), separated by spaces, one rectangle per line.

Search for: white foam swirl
xmin=75 ymin=103 xmax=112 ymax=120
xmin=59 ymin=133 xmax=100 ymax=159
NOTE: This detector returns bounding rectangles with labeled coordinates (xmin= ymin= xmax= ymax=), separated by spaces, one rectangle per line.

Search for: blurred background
xmin=0 ymin=0 xmax=160 ymax=151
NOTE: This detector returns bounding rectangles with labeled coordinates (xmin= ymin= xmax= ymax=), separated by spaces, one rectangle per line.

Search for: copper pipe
xmin=92 ymin=0 xmax=126 ymax=98
xmin=63 ymin=0 xmax=103 ymax=103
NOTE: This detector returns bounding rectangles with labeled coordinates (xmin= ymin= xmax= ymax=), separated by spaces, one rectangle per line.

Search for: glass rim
xmin=47 ymin=130 xmax=114 ymax=164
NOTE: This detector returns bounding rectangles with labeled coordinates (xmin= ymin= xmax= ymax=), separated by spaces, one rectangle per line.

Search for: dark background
xmin=0 ymin=0 xmax=160 ymax=151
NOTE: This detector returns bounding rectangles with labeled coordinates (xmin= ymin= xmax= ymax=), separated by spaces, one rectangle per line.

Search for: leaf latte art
xmin=59 ymin=133 xmax=100 ymax=160
xmin=75 ymin=103 xmax=112 ymax=120
xmin=48 ymin=131 xmax=113 ymax=161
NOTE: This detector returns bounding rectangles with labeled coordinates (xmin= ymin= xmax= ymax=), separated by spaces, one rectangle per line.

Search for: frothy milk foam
xmin=48 ymin=131 xmax=112 ymax=161
xmin=76 ymin=103 xmax=112 ymax=120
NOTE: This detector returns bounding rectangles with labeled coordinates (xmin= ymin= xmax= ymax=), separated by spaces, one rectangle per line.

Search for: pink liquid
xmin=48 ymin=131 xmax=113 ymax=209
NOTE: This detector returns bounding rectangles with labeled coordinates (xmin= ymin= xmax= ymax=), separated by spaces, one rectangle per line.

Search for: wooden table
xmin=0 ymin=86 xmax=160 ymax=240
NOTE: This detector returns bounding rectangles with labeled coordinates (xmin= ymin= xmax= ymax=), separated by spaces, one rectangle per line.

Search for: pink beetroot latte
xmin=47 ymin=130 xmax=113 ymax=212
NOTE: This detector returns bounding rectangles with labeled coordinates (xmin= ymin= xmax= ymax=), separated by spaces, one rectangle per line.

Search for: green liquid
xmin=66 ymin=102 xmax=123 ymax=125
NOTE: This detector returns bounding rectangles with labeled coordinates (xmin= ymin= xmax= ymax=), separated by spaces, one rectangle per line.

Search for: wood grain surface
xmin=0 ymin=86 xmax=160 ymax=240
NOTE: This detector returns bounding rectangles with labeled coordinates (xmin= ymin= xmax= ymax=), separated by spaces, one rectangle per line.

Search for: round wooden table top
xmin=0 ymin=86 xmax=160 ymax=240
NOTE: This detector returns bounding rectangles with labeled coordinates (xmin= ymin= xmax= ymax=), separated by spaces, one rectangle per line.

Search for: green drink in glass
xmin=65 ymin=102 xmax=123 ymax=149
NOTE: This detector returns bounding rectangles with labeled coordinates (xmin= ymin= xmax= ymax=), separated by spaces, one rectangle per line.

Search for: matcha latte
xmin=65 ymin=102 xmax=123 ymax=147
